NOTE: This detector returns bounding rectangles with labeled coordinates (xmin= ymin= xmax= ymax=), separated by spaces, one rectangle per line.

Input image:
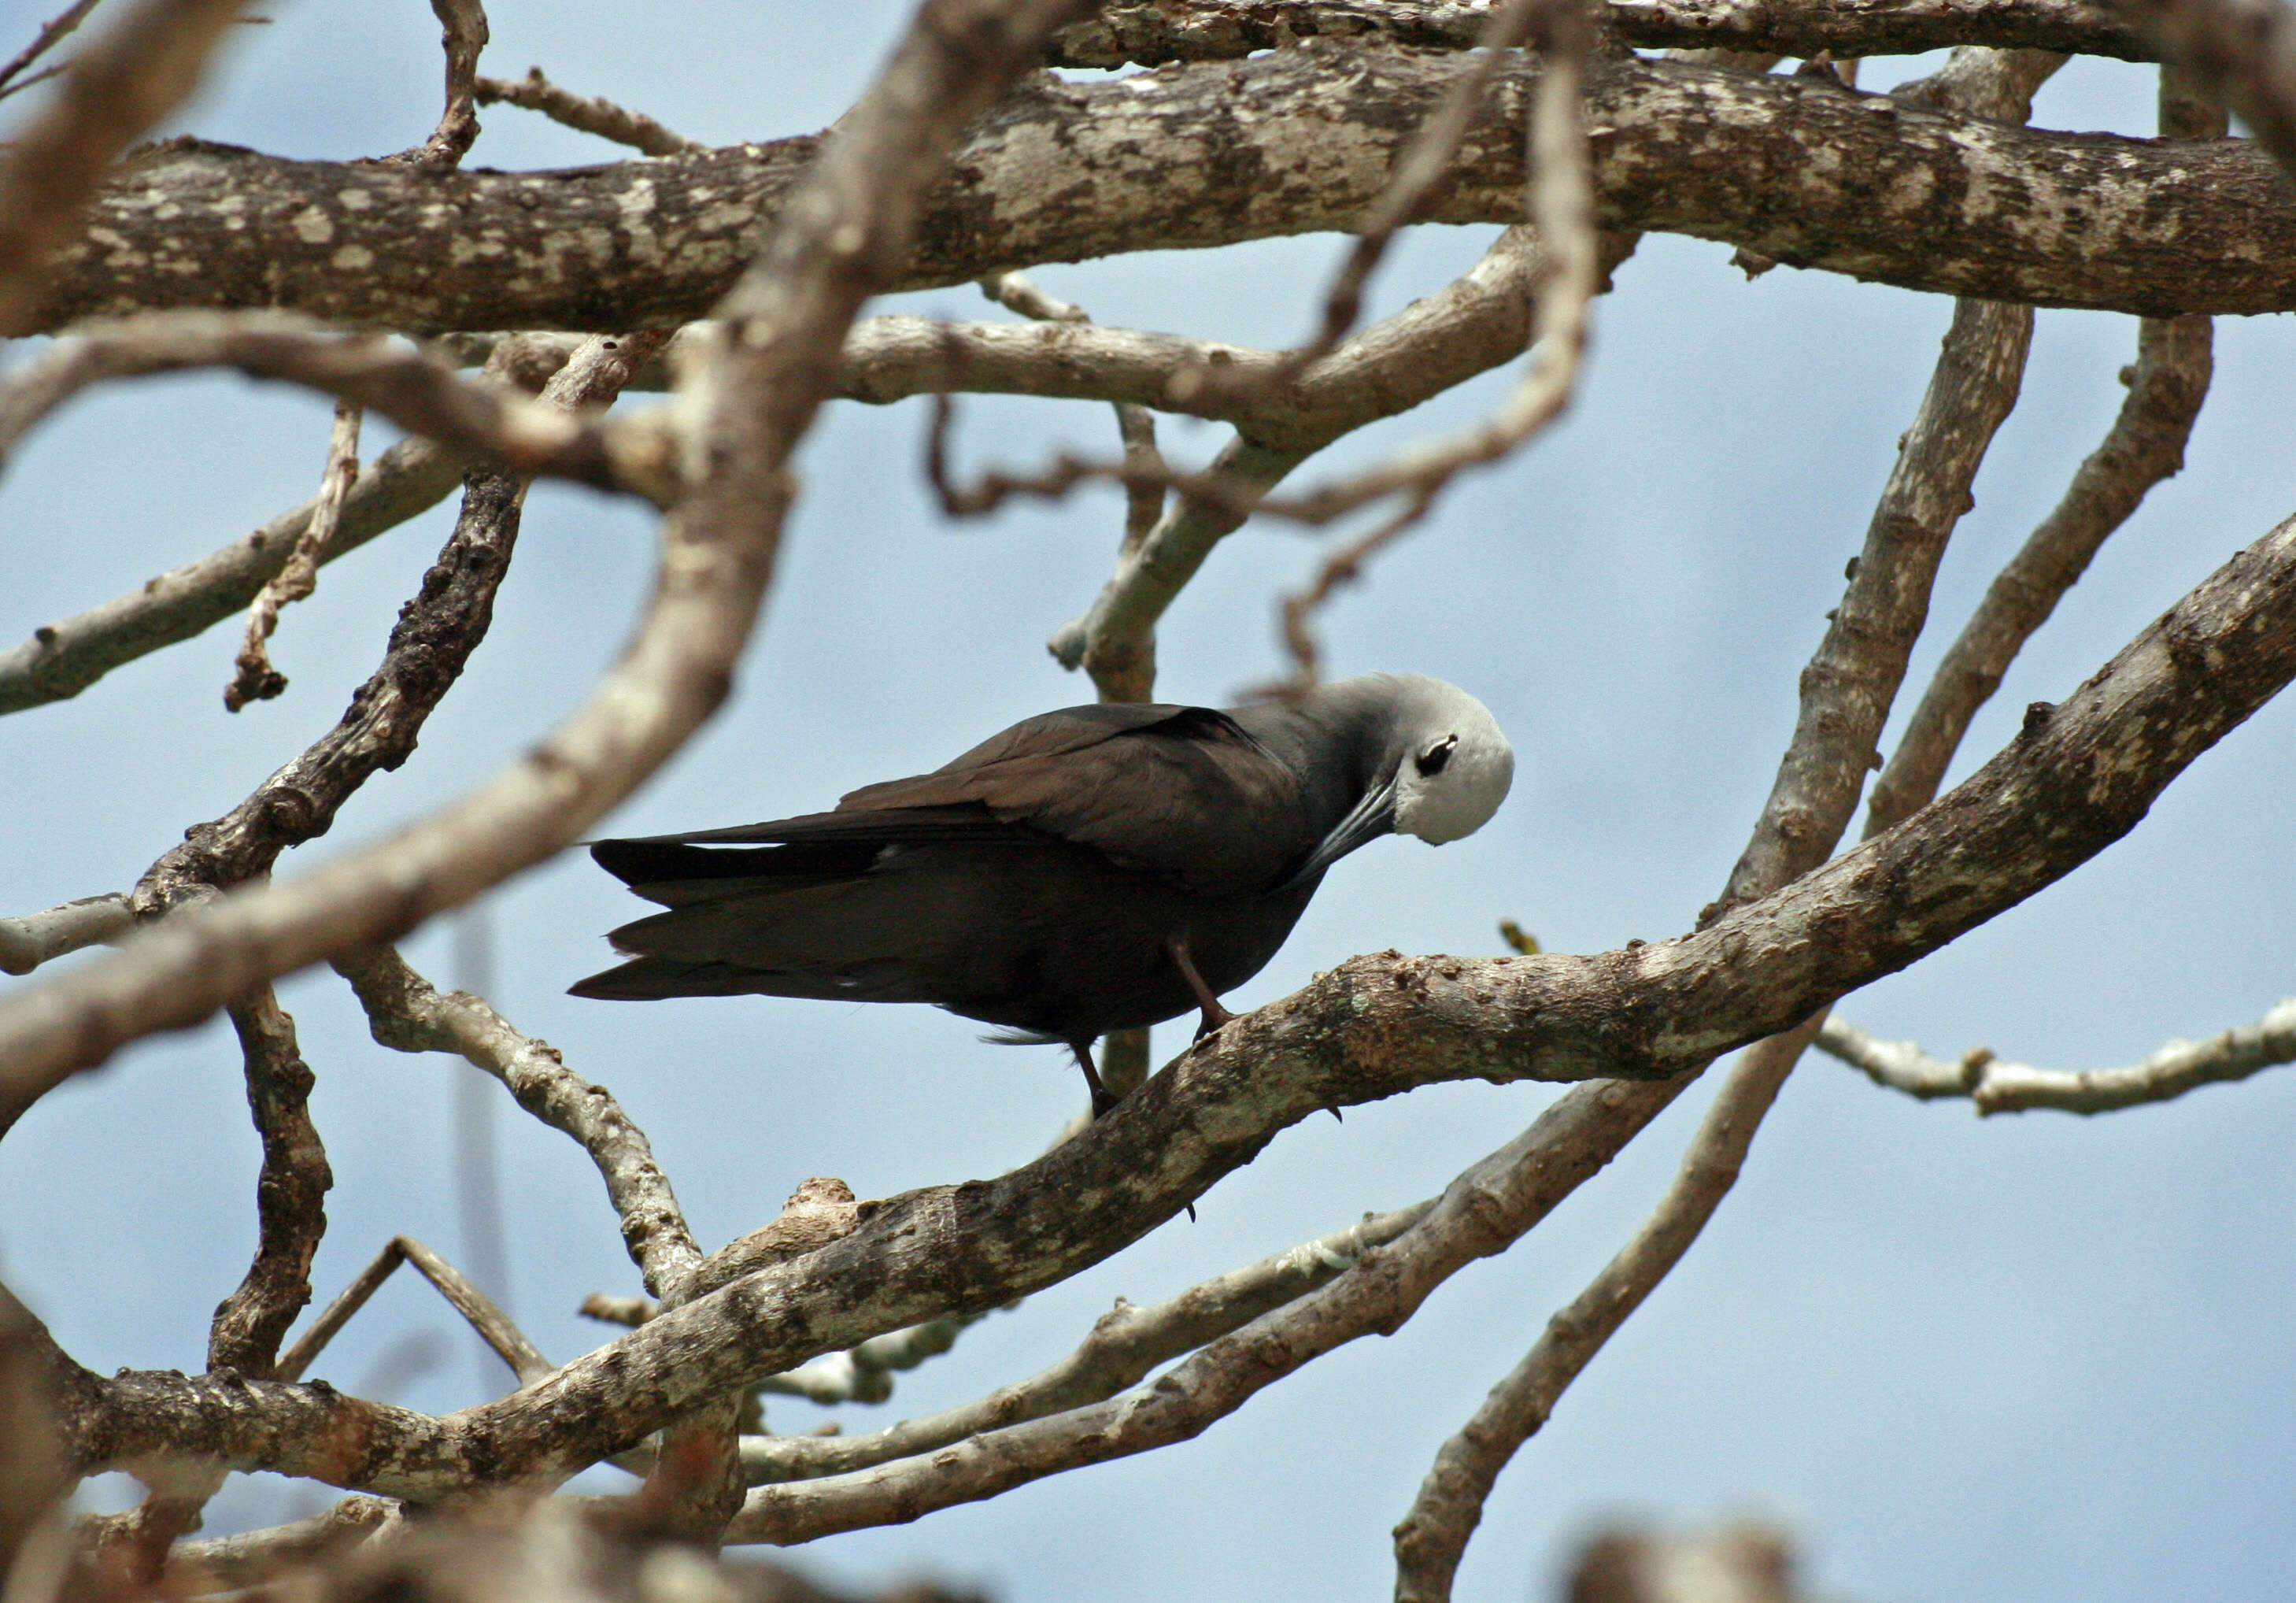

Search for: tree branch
xmin=31 ymin=51 xmax=2294 ymax=334
xmin=333 ymin=946 xmax=701 ymax=1299
xmin=209 ymin=987 xmax=334 ymax=1377
xmin=225 ymin=399 xmax=364 ymax=712
xmin=0 ymin=313 xmax=674 ymax=502
xmin=0 ymin=893 xmax=130 ymax=974
xmin=0 ymin=0 xmax=249 ymax=335
xmin=475 ymin=67 xmax=701 ymax=156
xmin=1820 ymin=996 xmax=2296 ymax=1115
xmin=738 ymin=1198 xmax=1429 ymax=1485
xmin=1388 ymin=1027 xmax=1810 ymax=1601
xmin=1045 ymin=0 xmax=2154 ymax=67
xmin=409 ymin=0 xmax=489 ymax=168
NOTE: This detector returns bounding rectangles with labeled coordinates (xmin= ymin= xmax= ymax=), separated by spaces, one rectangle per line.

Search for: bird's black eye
xmin=1414 ymin=735 xmax=1457 ymax=776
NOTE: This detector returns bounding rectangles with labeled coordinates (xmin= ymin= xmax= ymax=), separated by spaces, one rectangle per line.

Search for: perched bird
xmin=571 ymin=673 xmax=1514 ymax=1114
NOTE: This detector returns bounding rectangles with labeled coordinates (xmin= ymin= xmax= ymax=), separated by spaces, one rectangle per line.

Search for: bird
xmin=570 ymin=673 xmax=1514 ymax=1116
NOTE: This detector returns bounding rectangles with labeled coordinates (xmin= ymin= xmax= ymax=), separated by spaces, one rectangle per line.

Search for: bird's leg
xmin=1070 ymin=1038 xmax=1118 ymax=1120
xmin=1166 ymin=936 xmax=1237 ymax=1041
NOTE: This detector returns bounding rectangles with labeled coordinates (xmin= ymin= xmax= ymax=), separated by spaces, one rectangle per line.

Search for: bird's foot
xmin=1192 ymin=1000 xmax=1237 ymax=1042
xmin=1089 ymin=1085 xmax=1121 ymax=1120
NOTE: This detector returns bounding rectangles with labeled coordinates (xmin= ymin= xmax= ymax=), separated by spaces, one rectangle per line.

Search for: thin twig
xmin=275 ymin=1236 xmax=550 ymax=1387
xmin=1389 ymin=1027 xmax=1810 ymax=1601
xmin=1173 ymin=0 xmax=1551 ymax=409
xmin=475 ymin=66 xmax=701 ymax=156
xmin=0 ymin=0 xmax=101 ymax=97
xmin=1268 ymin=0 xmax=1595 ymax=687
xmin=0 ymin=332 xmax=591 ymax=721
xmin=1819 ymin=996 xmax=2296 ymax=1116
xmin=225 ymin=400 xmax=363 ymax=712
xmin=333 ymin=946 xmax=702 ymax=1298
xmin=738 ymin=1200 xmax=1430 ymax=1485
xmin=0 ymin=313 xmax=675 ymax=503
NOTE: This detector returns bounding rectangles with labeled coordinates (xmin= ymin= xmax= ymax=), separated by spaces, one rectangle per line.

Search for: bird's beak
xmin=1275 ymin=770 xmax=1399 ymax=891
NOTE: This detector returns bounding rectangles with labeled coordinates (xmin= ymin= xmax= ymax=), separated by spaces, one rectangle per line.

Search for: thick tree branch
xmin=32 ymin=51 xmax=2295 ymax=334
xmin=1046 ymin=0 xmax=2154 ymax=66
xmin=0 ymin=0 xmax=249 ymax=335
xmin=1818 ymin=997 xmax=2296 ymax=1114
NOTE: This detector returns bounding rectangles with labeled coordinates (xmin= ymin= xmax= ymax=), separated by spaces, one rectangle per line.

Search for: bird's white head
xmin=1385 ymin=677 xmax=1515 ymax=844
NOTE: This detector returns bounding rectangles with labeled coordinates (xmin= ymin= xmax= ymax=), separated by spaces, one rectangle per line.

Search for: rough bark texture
xmin=1045 ymin=0 xmax=2153 ymax=65
xmin=33 ymin=51 xmax=2296 ymax=335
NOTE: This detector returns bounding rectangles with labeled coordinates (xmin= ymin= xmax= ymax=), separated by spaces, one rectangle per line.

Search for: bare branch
xmin=0 ymin=0 xmax=249 ymax=335
xmin=334 ymin=946 xmax=701 ymax=1298
xmin=0 ymin=893 xmax=129 ymax=974
xmin=0 ymin=313 xmax=675 ymax=503
xmin=1390 ymin=1027 xmax=1810 ymax=1601
xmin=2113 ymin=0 xmax=2296 ymax=181
xmin=1711 ymin=311 xmax=2031 ymax=914
xmin=0 ymin=331 xmax=611 ymax=720
xmin=34 ymin=52 xmax=2296 ymax=335
xmin=1046 ymin=0 xmax=2154 ymax=66
xmin=128 ymin=337 xmax=667 ymax=935
xmin=1869 ymin=65 xmax=2224 ymax=834
xmin=1819 ymin=997 xmax=2296 ymax=1116
xmin=739 ymin=1199 xmax=1429 ymax=1485
xmin=209 ymin=987 xmax=334 ymax=1377
xmin=169 ymin=1495 xmax=398 ymax=1593
xmin=0 ymin=0 xmax=102 ymax=97
xmin=226 ymin=400 xmax=363 ymax=712
xmin=274 ymin=1236 xmax=549 ymax=1387
xmin=410 ymin=0 xmax=490 ymax=168
xmin=476 ymin=67 xmax=701 ymax=156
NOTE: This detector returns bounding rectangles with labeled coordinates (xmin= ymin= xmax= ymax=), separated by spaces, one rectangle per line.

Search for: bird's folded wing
xmin=836 ymin=705 xmax=1311 ymax=896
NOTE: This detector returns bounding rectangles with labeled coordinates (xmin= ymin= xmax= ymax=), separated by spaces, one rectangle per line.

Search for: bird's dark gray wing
xmin=834 ymin=703 xmax=1311 ymax=896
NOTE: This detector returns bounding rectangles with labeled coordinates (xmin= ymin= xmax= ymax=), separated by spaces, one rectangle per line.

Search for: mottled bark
xmin=1046 ymin=0 xmax=2152 ymax=66
xmin=32 ymin=52 xmax=2295 ymax=335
